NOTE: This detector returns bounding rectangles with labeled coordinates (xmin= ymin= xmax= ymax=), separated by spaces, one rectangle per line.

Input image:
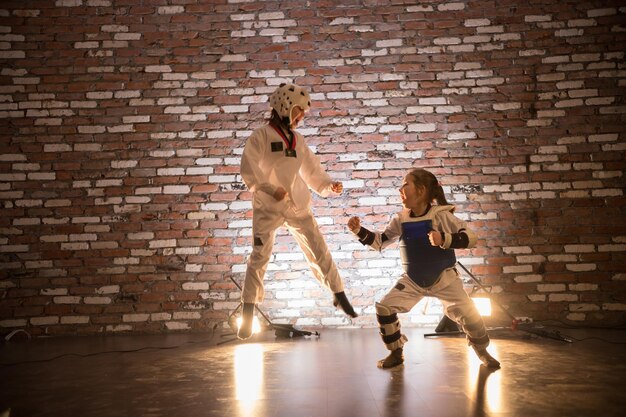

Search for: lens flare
xmin=236 ymin=316 xmax=262 ymax=335
xmin=472 ymin=297 xmax=492 ymax=317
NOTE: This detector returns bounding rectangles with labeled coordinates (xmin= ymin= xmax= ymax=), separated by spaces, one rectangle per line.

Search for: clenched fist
xmin=330 ymin=182 xmax=343 ymax=193
xmin=348 ymin=216 xmax=361 ymax=234
xmin=273 ymin=187 xmax=287 ymax=201
xmin=428 ymin=230 xmax=443 ymax=247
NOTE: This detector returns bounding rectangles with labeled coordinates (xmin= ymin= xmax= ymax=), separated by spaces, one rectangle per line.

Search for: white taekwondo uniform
xmin=239 ymin=123 xmax=344 ymax=304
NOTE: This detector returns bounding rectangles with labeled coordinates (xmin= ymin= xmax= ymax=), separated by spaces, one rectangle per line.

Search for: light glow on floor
xmin=234 ymin=343 xmax=265 ymax=415
xmin=467 ymin=344 xmax=502 ymax=412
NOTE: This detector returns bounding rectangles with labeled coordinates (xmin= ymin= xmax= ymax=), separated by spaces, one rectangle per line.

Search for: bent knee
xmin=375 ymin=302 xmax=395 ymax=317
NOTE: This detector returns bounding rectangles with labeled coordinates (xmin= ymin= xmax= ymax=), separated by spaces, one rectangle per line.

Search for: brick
xmin=569 ymin=303 xmax=600 ymax=312
xmin=0 ymin=0 xmax=623 ymax=336
xmin=158 ymin=6 xmax=184 ymax=14
xmin=31 ymin=316 xmax=60 ymax=325
xmin=165 ymin=322 xmax=190 ymax=330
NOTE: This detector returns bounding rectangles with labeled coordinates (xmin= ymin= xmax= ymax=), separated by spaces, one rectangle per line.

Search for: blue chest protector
xmin=400 ymin=219 xmax=456 ymax=288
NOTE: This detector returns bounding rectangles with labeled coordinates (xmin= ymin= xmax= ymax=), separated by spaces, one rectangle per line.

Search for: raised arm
xmin=348 ymin=215 xmax=401 ymax=251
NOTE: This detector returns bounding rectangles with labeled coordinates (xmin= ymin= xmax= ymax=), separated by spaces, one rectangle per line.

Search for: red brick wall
xmin=1 ymin=0 xmax=624 ymax=336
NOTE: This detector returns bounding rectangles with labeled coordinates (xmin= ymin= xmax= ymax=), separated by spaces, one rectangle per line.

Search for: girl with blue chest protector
xmin=348 ymin=169 xmax=500 ymax=369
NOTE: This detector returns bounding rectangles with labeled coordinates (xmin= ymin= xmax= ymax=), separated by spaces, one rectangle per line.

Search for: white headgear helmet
xmin=270 ymin=83 xmax=311 ymax=123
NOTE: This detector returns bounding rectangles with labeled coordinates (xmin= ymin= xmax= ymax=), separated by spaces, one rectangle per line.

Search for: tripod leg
xmin=229 ymin=276 xmax=276 ymax=328
xmin=457 ymin=262 xmax=518 ymax=323
xmin=435 ymin=315 xmax=460 ymax=332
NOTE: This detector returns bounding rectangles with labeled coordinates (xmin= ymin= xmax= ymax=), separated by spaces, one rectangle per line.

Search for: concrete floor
xmin=1 ymin=325 xmax=625 ymax=417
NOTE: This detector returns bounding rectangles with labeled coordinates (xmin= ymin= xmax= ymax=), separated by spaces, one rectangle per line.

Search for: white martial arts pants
xmin=242 ymin=195 xmax=344 ymax=304
xmin=377 ymin=268 xmax=490 ymax=351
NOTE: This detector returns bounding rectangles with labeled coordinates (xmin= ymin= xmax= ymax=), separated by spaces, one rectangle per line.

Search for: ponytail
xmin=432 ymin=183 xmax=449 ymax=206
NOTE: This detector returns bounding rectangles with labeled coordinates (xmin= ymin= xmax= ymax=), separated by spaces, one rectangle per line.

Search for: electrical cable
xmin=500 ymin=323 xmax=626 ymax=345
xmin=563 ymin=335 xmax=626 ymax=345
xmin=447 ymin=321 xmax=626 ymax=345
xmin=534 ymin=319 xmax=626 ymax=331
xmin=0 ymin=325 xmax=219 ymax=368
xmin=529 ymin=320 xmax=626 ymax=343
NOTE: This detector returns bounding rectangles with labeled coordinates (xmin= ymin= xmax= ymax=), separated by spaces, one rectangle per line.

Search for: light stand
xmin=219 ymin=277 xmax=320 ymax=345
xmin=424 ymin=262 xmax=572 ymax=343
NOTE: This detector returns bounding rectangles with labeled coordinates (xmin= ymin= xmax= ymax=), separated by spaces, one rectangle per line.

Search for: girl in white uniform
xmin=348 ymin=169 xmax=500 ymax=369
xmin=238 ymin=83 xmax=357 ymax=339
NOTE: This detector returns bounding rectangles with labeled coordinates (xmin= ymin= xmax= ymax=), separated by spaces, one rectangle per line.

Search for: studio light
xmin=236 ymin=316 xmax=262 ymax=335
xmin=472 ymin=297 xmax=492 ymax=317
xmin=220 ymin=277 xmax=321 ymax=345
